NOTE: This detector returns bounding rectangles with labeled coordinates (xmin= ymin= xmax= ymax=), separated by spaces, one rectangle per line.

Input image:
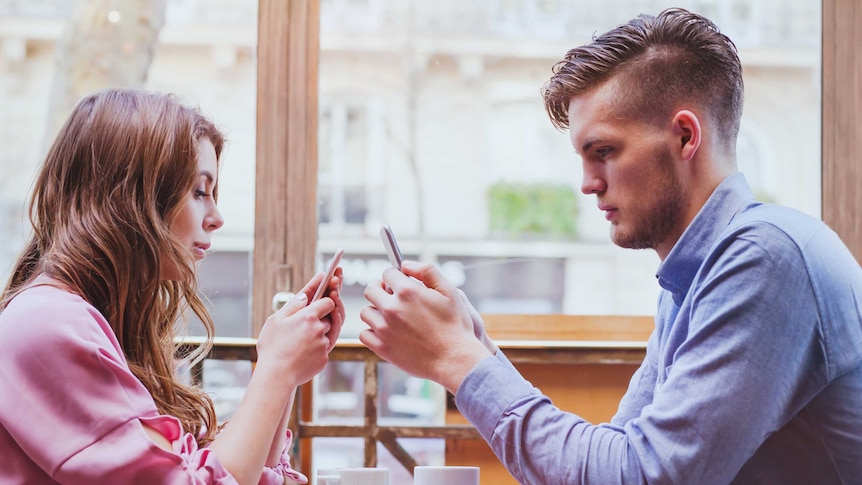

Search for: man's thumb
xmin=401 ymin=261 xmax=449 ymax=292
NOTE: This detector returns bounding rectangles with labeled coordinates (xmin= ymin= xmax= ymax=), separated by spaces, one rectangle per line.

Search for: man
xmin=360 ymin=8 xmax=862 ymax=484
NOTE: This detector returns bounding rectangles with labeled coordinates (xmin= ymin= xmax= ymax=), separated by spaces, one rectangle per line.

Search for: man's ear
xmin=672 ymin=110 xmax=701 ymax=161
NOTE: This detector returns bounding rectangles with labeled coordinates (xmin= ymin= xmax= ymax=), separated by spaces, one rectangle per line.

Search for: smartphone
xmin=311 ymin=248 xmax=344 ymax=302
xmin=380 ymin=224 xmax=404 ymax=271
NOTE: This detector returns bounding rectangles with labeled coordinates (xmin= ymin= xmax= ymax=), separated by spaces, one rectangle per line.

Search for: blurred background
xmin=0 ymin=0 xmax=821 ymax=482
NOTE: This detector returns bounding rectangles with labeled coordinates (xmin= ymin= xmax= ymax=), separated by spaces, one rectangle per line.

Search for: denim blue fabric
xmin=456 ymin=173 xmax=862 ymax=484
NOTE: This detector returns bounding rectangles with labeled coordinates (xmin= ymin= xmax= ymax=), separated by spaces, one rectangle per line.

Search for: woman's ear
xmin=672 ymin=110 xmax=701 ymax=161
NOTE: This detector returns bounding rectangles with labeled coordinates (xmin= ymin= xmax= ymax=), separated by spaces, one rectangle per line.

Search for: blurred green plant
xmin=488 ymin=182 xmax=578 ymax=238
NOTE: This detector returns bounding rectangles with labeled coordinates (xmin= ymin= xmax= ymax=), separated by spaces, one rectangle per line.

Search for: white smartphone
xmin=380 ymin=224 xmax=404 ymax=271
xmin=311 ymin=248 xmax=344 ymax=302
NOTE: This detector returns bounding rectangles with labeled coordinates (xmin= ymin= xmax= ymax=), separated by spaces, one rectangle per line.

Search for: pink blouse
xmin=0 ymin=282 xmax=307 ymax=484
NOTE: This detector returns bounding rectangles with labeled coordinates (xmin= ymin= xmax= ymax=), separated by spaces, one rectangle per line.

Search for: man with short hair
xmin=361 ymin=8 xmax=862 ymax=483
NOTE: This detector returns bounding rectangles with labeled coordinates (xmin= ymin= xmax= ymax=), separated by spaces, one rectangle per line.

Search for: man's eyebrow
xmin=580 ymin=137 xmax=603 ymax=154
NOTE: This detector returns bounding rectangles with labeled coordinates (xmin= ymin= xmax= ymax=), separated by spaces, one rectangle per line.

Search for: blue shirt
xmin=455 ymin=173 xmax=862 ymax=484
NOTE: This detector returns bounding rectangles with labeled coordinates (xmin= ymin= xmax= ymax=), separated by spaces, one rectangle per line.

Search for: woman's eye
xmin=194 ymin=189 xmax=211 ymax=198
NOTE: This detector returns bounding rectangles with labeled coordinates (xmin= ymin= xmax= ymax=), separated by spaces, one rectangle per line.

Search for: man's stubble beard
xmin=610 ymin=148 xmax=685 ymax=251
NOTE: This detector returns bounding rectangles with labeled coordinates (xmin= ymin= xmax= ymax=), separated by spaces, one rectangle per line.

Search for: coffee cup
xmin=413 ymin=466 xmax=479 ymax=485
xmin=320 ymin=468 xmax=389 ymax=485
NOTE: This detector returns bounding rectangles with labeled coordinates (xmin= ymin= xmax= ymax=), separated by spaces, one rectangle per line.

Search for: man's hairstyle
xmin=542 ymin=8 xmax=744 ymax=151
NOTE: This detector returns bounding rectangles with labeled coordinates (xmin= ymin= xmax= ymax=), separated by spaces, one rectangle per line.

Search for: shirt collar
xmin=656 ymin=172 xmax=756 ymax=305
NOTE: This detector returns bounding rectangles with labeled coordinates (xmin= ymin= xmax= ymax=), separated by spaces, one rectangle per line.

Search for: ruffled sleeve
xmin=257 ymin=429 xmax=308 ymax=484
xmin=153 ymin=417 xmax=307 ymax=484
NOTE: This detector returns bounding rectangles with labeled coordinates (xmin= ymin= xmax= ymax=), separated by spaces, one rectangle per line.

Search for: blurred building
xmin=0 ymin=0 xmax=820 ymax=331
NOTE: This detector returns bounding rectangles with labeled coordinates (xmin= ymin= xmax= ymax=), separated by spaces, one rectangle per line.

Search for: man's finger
xmin=358 ymin=328 xmax=384 ymax=355
xmin=401 ymin=261 xmax=453 ymax=294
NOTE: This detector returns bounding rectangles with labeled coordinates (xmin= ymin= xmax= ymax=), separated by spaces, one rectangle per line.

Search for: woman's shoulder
xmin=2 ymin=279 xmax=97 ymax=326
xmin=0 ymin=279 xmax=122 ymax=359
xmin=6 ymin=278 xmax=86 ymax=305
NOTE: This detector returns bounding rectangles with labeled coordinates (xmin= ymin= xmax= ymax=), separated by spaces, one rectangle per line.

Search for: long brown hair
xmin=542 ymin=8 xmax=744 ymax=154
xmin=1 ymin=89 xmax=225 ymax=444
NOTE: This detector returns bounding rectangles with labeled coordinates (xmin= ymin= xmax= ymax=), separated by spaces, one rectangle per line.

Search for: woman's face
xmin=163 ymin=138 xmax=224 ymax=280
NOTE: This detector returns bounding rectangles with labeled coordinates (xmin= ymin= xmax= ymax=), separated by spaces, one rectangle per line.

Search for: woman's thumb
xmin=280 ymin=292 xmax=308 ymax=315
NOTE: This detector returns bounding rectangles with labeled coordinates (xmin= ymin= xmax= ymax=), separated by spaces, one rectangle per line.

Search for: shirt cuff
xmin=454 ymin=350 xmax=535 ymax=443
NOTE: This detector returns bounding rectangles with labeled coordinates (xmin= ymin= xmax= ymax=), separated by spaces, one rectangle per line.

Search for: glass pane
xmin=317 ymin=0 xmax=821 ymax=321
xmin=315 ymin=361 xmax=365 ymax=424
xmin=0 ymin=0 xmax=258 ymax=420
xmin=314 ymin=361 xmax=445 ymax=424
xmin=0 ymin=0 xmax=257 ymax=333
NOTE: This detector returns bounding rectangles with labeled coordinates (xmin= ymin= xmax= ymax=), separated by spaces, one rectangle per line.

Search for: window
xmin=314 ymin=0 xmax=822 ymax=320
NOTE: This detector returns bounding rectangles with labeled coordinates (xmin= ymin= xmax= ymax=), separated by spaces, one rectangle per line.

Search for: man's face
xmin=568 ymin=82 xmax=688 ymax=257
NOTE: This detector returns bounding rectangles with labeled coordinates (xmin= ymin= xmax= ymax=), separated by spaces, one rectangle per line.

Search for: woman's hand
xmin=320 ymin=266 xmax=346 ymax=353
xmin=255 ymin=268 xmax=343 ymax=387
xmin=211 ymin=270 xmax=341 ymax=484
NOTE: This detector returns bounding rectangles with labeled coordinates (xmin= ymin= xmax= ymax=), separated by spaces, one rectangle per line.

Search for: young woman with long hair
xmin=0 ymin=88 xmax=344 ymax=484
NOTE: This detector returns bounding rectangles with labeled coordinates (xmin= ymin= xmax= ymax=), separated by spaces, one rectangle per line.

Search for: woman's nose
xmin=206 ymin=206 xmax=224 ymax=231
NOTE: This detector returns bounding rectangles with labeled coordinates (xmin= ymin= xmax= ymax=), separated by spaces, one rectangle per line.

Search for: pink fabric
xmin=0 ymin=282 xmax=307 ymax=484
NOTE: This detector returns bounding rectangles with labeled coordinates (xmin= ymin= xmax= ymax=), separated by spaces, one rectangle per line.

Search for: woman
xmin=0 ymin=89 xmax=343 ymax=484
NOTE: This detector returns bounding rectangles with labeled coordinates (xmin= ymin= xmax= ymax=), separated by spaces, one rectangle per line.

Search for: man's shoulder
xmin=720 ymin=202 xmax=859 ymax=280
xmin=724 ymin=202 xmax=829 ymax=251
xmin=731 ymin=202 xmax=821 ymax=234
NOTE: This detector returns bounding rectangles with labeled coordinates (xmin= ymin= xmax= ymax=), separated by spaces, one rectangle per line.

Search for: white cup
xmin=324 ymin=468 xmax=389 ymax=485
xmin=413 ymin=466 xmax=479 ymax=485
xmin=317 ymin=475 xmax=341 ymax=485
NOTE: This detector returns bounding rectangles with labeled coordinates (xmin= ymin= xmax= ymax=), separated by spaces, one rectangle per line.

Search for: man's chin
xmin=610 ymin=229 xmax=653 ymax=250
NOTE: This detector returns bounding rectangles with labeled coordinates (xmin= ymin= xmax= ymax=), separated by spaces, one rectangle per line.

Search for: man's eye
xmin=596 ymin=147 xmax=612 ymax=157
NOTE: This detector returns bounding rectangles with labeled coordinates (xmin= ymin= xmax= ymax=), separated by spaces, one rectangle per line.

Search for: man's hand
xmin=456 ymin=288 xmax=499 ymax=355
xmin=360 ymin=261 xmax=493 ymax=393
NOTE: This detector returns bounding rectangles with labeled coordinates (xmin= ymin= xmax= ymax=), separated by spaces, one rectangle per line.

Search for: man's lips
xmin=598 ymin=204 xmax=617 ymax=221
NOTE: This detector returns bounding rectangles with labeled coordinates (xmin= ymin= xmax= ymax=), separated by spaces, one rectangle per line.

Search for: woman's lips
xmin=193 ymin=244 xmax=210 ymax=259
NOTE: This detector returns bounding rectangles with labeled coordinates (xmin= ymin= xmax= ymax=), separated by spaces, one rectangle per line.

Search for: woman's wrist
xmin=248 ymin=358 xmax=301 ymax=400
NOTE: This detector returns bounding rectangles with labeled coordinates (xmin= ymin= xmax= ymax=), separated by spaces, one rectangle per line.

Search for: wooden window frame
xmin=822 ymin=0 xmax=862 ymax=260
